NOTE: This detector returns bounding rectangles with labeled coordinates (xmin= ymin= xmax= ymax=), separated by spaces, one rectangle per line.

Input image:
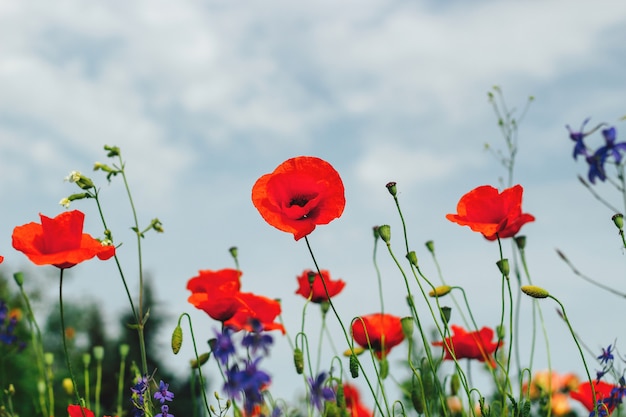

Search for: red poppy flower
xmin=225 ymin=292 xmax=285 ymax=334
xmin=67 ymin=405 xmax=95 ymax=417
xmin=432 ymin=325 xmax=501 ymax=364
xmin=295 ymin=269 xmax=346 ymax=303
xmin=343 ymin=383 xmax=373 ymax=417
xmin=187 ymin=269 xmax=242 ymax=322
xmin=351 ymin=313 xmax=405 ymax=359
xmin=12 ymin=210 xmax=115 ymax=269
xmin=570 ymin=380 xmax=618 ymax=413
xmin=187 ymin=269 xmax=285 ymax=333
xmin=446 ymin=185 xmax=535 ymax=241
xmin=252 ymin=156 xmax=346 ymax=241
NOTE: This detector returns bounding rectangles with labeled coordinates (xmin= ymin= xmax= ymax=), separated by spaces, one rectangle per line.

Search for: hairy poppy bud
xmin=613 ymin=213 xmax=624 ymax=230
xmin=411 ymin=379 xmax=424 ymax=414
xmin=293 ymin=348 xmax=304 ymax=374
xmin=171 ymin=325 xmax=183 ymax=354
xmin=521 ymin=285 xmax=549 ymax=299
xmin=349 ymin=354 xmax=359 ymax=378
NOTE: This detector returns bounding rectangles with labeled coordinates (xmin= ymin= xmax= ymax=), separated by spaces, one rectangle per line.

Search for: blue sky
xmin=2 ymin=0 xmax=626 ymax=410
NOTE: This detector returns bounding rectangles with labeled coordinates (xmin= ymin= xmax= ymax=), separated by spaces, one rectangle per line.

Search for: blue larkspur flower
xmin=307 ymin=372 xmax=335 ymax=412
xmin=242 ymin=319 xmax=273 ymax=356
xmin=598 ymin=344 xmax=615 ymax=365
xmin=213 ymin=328 xmax=236 ymax=365
xmin=567 ymin=117 xmax=591 ymax=160
xmin=154 ymin=380 xmax=175 ymax=404
xmin=224 ymin=357 xmax=271 ymax=413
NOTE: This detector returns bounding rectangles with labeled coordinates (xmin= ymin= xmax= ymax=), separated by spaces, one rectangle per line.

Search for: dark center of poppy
xmin=288 ymin=195 xmax=311 ymax=207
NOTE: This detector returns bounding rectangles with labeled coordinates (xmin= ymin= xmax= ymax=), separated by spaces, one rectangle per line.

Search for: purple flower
xmin=156 ymin=404 xmax=174 ymax=417
xmin=224 ymin=358 xmax=271 ymax=414
xmin=242 ymin=319 xmax=274 ymax=356
xmin=212 ymin=328 xmax=236 ymax=365
xmin=307 ymin=372 xmax=335 ymax=411
xmin=598 ymin=344 xmax=615 ymax=365
xmin=154 ymin=380 xmax=175 ymax=404
xmin=567 ymin=117 xmax=592 ymax=160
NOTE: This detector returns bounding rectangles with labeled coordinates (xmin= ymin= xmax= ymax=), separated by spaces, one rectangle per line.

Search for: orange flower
xmin=432 ymin=325 xmax=501 ymax=364
xmin=342 ymin=383 xmax=373 ymax=417
xmin=351 ymin=313 xmax=405 ymax=359
xmin=446 ymin=185 xmax=535 ymax=241
xmin=295 ymin=269 xmax=346 ymax=303
xmin=67 ymin=405 xmax=95 ymax=417
xmin=225 ymin=292 xmax=285 ymax=334
xmin=12 ymin=210 xmax=115 ymax=269
xmin=570 ymin=380 xmax=618 ymax=414
xmin=252 ymin=156 xmax=345 ymax=240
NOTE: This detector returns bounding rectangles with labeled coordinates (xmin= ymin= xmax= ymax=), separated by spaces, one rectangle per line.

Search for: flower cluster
xmin=0 ymin=300 xmax=26 ymax=351
xmin=567 ymin=119 xmax=626 ymax=184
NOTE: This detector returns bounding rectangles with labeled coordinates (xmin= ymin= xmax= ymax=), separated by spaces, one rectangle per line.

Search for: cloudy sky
xmin=2 ymin=0 xmax=626 ymax=411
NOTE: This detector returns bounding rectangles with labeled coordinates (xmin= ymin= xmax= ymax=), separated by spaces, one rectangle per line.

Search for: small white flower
xmin=59 ymin=197 xmax=71 ymax=208
xmin=65 ymin=171 xmax=82 ymax=183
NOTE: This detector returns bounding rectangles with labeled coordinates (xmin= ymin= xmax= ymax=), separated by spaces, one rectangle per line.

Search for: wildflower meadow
xmin=1 ymin=90 xmax=626 ymax=417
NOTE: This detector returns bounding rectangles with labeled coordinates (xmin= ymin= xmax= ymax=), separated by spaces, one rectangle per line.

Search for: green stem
xmin=59 ymin=269 xmax=86 ymax=417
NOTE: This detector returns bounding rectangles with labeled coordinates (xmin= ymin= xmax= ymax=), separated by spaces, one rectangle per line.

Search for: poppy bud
xmin=496 ymin=325 xmax=506 ymax=340
xmin=411 ymin=378 xmax=424 ymax=414
xmin=293 ymin=348 xmax=304 ymax=374
xmin=13 ymin=272 xmax=24 ymax=287
xmin=229 ymin=246 xmax=238 ymax=259
xmin=386 ymin=181 xmax=397 ymax=196
xmin=93 ymin=346 xmax=104 ymax=361
xmin=321 ymin=301 xmax=330 ymax=315
xmin=514 ymin=235 xmax=527 ymax=250
xmin=450 ymin=373 xmax=460 ymax=396
xmin=190 ymin=352 xmax=210 ymax=369
xmin=425 ymin=240 xmax=435 ymax=253
xmin=440 ymin=306 xmax=451 ymax=325
xmin=378 ymin=225 xmax=391 ymax=244
xmin=496 ymin=258 xmax=509 ymax=276
xmin=406 ymin=251 xmax=418 ymax=267
xmin=119 ymin=344 xmax=129 ymax=358
xmin=613 ymin=213 xmax=624 ymax=230
xmin=372 ymin=226 xmax=380 ymax=240
xmin=429 ymin=286 xmax=452 ymax=298
xmin=521 ymin=285 xmax=549 ymax=299
xmin=62 ymin=378 xmax=73 ymax=395
xmin=379 ymin=357 xmax=389 ymax=379
xmin=401 ymin=317 xmax=414 ymax=338
xmin=349 ymin=354 xmax=359 ymax=378
xmin=82 ymin=353 xmax=91 ymax=367
xmin=171 ymin=325 xmax=183 ymax=354
xmin=335 ymin=382 xmax=346 ymax=408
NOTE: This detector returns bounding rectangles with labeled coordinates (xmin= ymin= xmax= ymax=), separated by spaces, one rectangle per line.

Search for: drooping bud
xmin=293 ymin=348 xmax=304 ymax=374
xmin=496 ymin=258 xmax=510 ymax=276
xmin=377 ymin=225 xmax=391 ymax=244
xmin=406 ymin=251 xmax=418 ymax=268
xmin=613 ymin=213 xmax=624 ymax=230
xmin=425 ymin=240 xmax=435 ymax=253
xmin=385 ymin=182 xmax=397 ymax=197
xmin=401 ymin=317 xmax=414 ymax=339
xmin=521 ymin=285 xmax=549 ymax=299
xmin=190 ymin=352 xmax=210 ymax=369
xmin=429 ymin=286 xmax=452 ymax=298
xmin=410 ymin=378 xmax=424 ymax=414
xmin=171 ymin=325 xmax=183 ymax=354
